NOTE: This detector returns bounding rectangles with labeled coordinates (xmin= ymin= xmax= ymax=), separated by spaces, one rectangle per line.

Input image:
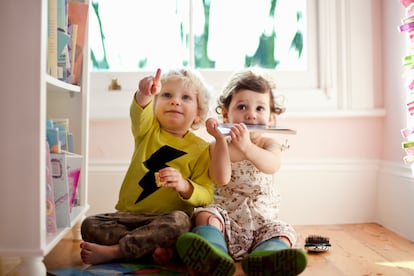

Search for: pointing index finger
xmin=154 ymin=68 xmax=161 ymax=84
xmin=150 ymin=68 xmax=162 ymax=94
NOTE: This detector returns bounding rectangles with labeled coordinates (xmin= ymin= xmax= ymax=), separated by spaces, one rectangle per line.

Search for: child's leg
xmin=253 ymin=237 xmax=290 ymax=251
xmin=80 ymin=212 xmax=131 ymax=264
xmin=242 ymin=237 xmax=308 ymax=276
xmin=119 ymin=210 xmax=191 ymax=261
xmin=81 ymin=212 xmax=131 ymax=245
xmin=176 ymin=210 xmax=235 ymax=276
xmin=81 ymin=210 xmax=191 ymax=264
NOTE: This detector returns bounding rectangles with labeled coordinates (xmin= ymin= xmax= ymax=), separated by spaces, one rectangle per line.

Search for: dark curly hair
xmin=215 ymin=69 xmax=285 ymax=118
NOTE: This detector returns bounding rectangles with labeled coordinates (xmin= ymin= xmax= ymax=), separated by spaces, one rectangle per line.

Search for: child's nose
xmin=245 ymin=111 xmax=256 ymax=120
xmin=170 ymin=97 xmax=180 ymax=105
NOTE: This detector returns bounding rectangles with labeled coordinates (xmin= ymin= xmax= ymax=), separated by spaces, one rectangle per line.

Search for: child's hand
xmin=138 ymin=68 xmax=162 ymax=97
xmin=157 ymin=167 xmax=193 ymax=198
xmin=206 ymin=118 xmax=225 ymax=140
xmin=229 ymin=123 xmax=253 ymax=153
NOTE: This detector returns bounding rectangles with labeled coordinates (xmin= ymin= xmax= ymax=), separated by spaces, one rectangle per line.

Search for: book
xmin=47 ymin=118 xmax=71 ymax=153
xmin=52 ymin=118 xmax=69 ymax=151
xmin=218 ymin=124 xmax=297 ymax=135
xmin=50 ymin=152 xmax=71 ymax=228
xmin=67 ymin=154 xmax=81 ymax=212
xmin=47 ymin=127 xmax=61 ymax=153
xmin=50 ymin=151 xmax=82 ymax=227
xmin=67 ymin=132 xmax=74 ymax=152
xmin=57 ymin=30 xmax=70 ymax=80
xmin=57 ymin=0 xmax=69 ymax=81
xmin=47 ymin=0 xmax=58 ymax=78
xmin=68 ymin=1 xmax=89 ymax=85
xmin=66 ymin=22 xmax=78 ymax=83
xmin=46 ymin=141 xmax=58 ymax=234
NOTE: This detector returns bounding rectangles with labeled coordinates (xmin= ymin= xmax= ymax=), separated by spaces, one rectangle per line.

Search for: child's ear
xmin=193 ymin=114 xmax=201 ymax=124
xmin=221 ymin=109 xmax=229 ymax=123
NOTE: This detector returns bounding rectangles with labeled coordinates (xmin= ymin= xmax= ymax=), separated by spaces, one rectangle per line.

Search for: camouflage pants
xmin=81 ymin=210 xmax=191 ymax=261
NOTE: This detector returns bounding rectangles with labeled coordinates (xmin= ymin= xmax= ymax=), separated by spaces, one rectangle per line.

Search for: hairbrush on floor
xmin=304 ymin=235 xmax=331 ymax=252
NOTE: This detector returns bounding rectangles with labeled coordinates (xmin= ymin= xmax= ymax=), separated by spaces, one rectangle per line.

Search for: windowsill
xmin=284 ymin=108 xmax=386 ymax=118
xmin=88 ymin=71 xmax=385 ymax=119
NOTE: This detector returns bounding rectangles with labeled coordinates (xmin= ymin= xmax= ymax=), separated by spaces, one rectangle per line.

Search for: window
xmin=88 ymin=0 xmax=380 ymax=118
xmin=90 ymin=0 xmax=307 ymax=71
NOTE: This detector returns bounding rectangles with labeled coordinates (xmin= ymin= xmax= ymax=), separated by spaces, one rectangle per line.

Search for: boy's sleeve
xmin=130 ymin=97 xmax=154 ymax=139
xmin=184 ymin=145 xmax=214 ymax=207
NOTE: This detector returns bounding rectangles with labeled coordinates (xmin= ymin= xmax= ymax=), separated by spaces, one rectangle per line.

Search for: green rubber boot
xmin=176 ymin=232 xmax=235 ymax=276
xmin=241 ymin=248 xmax=308 ymax=276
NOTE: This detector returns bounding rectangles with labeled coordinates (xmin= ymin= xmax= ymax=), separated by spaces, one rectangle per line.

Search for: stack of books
xmin=46 ymin=118 xmax=82 ymax=233
xmin=47 ymin=0 xmax=88 ymax=85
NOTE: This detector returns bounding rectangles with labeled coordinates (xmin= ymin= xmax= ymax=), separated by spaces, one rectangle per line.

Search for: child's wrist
xmin=179 ymin=179 xmax=193 ymax=199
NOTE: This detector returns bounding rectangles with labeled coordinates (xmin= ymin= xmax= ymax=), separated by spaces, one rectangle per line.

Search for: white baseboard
xmin=87 ymin=161 xmax=128 ymax=216
xmin=376 ymin=161 xmax=414 ymax=242
xmin=276 ymin=160 xmax=379 ymax=225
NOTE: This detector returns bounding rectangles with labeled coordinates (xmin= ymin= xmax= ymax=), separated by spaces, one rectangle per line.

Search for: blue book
xmin=47 ymin=128 xmax=61 ymax=153
xmin=67 ymin=132 xmax=73 ymax=152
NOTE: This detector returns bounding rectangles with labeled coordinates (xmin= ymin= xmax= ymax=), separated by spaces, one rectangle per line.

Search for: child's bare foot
xmin=80 ymin=242 xmax=124 ymax=264
xmin=152 ymin=247 xmax=174 ymax=265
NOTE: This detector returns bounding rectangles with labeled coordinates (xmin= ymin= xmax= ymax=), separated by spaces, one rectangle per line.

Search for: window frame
xmin=89 ymin=0 xmax=383 ymax=119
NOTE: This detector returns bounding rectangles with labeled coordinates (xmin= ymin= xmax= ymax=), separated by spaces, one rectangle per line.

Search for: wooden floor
xmin=2 ymin=223 xmax=414 ymax=275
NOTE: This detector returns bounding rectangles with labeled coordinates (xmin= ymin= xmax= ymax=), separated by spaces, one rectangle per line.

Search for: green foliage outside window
xmin=90 ymin=0 xmax=304 ymax=71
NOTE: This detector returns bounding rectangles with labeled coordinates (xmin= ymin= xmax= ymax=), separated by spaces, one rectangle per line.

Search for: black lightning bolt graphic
xmin=135 ymin=145 xmax=186 ymax=203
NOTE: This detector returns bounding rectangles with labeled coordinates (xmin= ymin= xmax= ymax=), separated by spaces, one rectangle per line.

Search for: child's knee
xmin=80 ymin=216 xmax=99 ymax=239
xmin=168 ymin=210 xmax=192 ymax=231
xmin=195 ymin=211 xmax=224 ymax=232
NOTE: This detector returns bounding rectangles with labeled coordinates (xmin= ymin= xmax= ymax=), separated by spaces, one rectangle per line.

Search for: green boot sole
xmin=176 ymin=232 xmax=235 ymax=276
xmin=241 ymin=248 xmax=308 ymax=276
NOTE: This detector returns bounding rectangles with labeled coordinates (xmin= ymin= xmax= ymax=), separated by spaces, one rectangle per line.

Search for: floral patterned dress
xmin=194 ymin=159 xmax=297 ymax=261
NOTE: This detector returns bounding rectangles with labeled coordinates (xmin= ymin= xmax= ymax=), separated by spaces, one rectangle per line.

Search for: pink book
xmin=46 ymin=141 xmax=58 ymax=233
xmin=68 ymin=1 xmax=88 ymax=85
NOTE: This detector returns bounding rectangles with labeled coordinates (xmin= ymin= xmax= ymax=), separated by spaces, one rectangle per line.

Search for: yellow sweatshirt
xmin=115 ymin=99 xmax=214 ymax=215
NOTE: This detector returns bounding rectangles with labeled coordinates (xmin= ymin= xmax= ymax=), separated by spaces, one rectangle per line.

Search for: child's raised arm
xmin=247 ymin=138 xmax=282 ymax=174
xmin=230 ymin=124 xmax=282 ymax=174
xmin=206 ymin=118 xmax=231 ymax=185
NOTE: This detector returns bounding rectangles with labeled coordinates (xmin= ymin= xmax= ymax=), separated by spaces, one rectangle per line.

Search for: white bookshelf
xmin=0 ymin=0 xmax=89 ymax=275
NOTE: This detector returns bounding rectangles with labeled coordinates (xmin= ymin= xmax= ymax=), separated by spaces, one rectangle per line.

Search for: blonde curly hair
xmin=157 ymin=68 xmax=212 ymax=130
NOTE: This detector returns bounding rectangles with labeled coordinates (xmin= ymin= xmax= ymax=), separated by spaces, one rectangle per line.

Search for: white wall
xmin=86 ymin=0 xmax=414 ymax=242
xmin=375 ymin=0 xmax=414 ymax=241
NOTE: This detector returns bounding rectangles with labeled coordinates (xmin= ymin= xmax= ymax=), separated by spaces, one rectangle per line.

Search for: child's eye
xmin=236 ymin=104 xmax=247 ymax=110
xmin=182 ymin=94 xmax=193 ymax=101
xmin=257 ymin=106 xmax=266 ymax=112
xmin=161 ymin=92 xmax=172 ymax=98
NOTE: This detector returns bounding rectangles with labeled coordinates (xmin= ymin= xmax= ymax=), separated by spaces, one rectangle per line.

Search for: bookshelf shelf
xmin=0 ymin=0 xmax=90 ymax=275
xmin=46 ymin=74 xmax=81 ymax=93
xmin=45 ymin=205 xmax=89 ymax=254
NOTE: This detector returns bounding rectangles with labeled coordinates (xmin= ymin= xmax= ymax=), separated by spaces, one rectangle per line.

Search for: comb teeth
xmin=305 ymin=235 xmax=331 ymax=246
xmin=304 ymin=235 xmax=331 ymax=252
